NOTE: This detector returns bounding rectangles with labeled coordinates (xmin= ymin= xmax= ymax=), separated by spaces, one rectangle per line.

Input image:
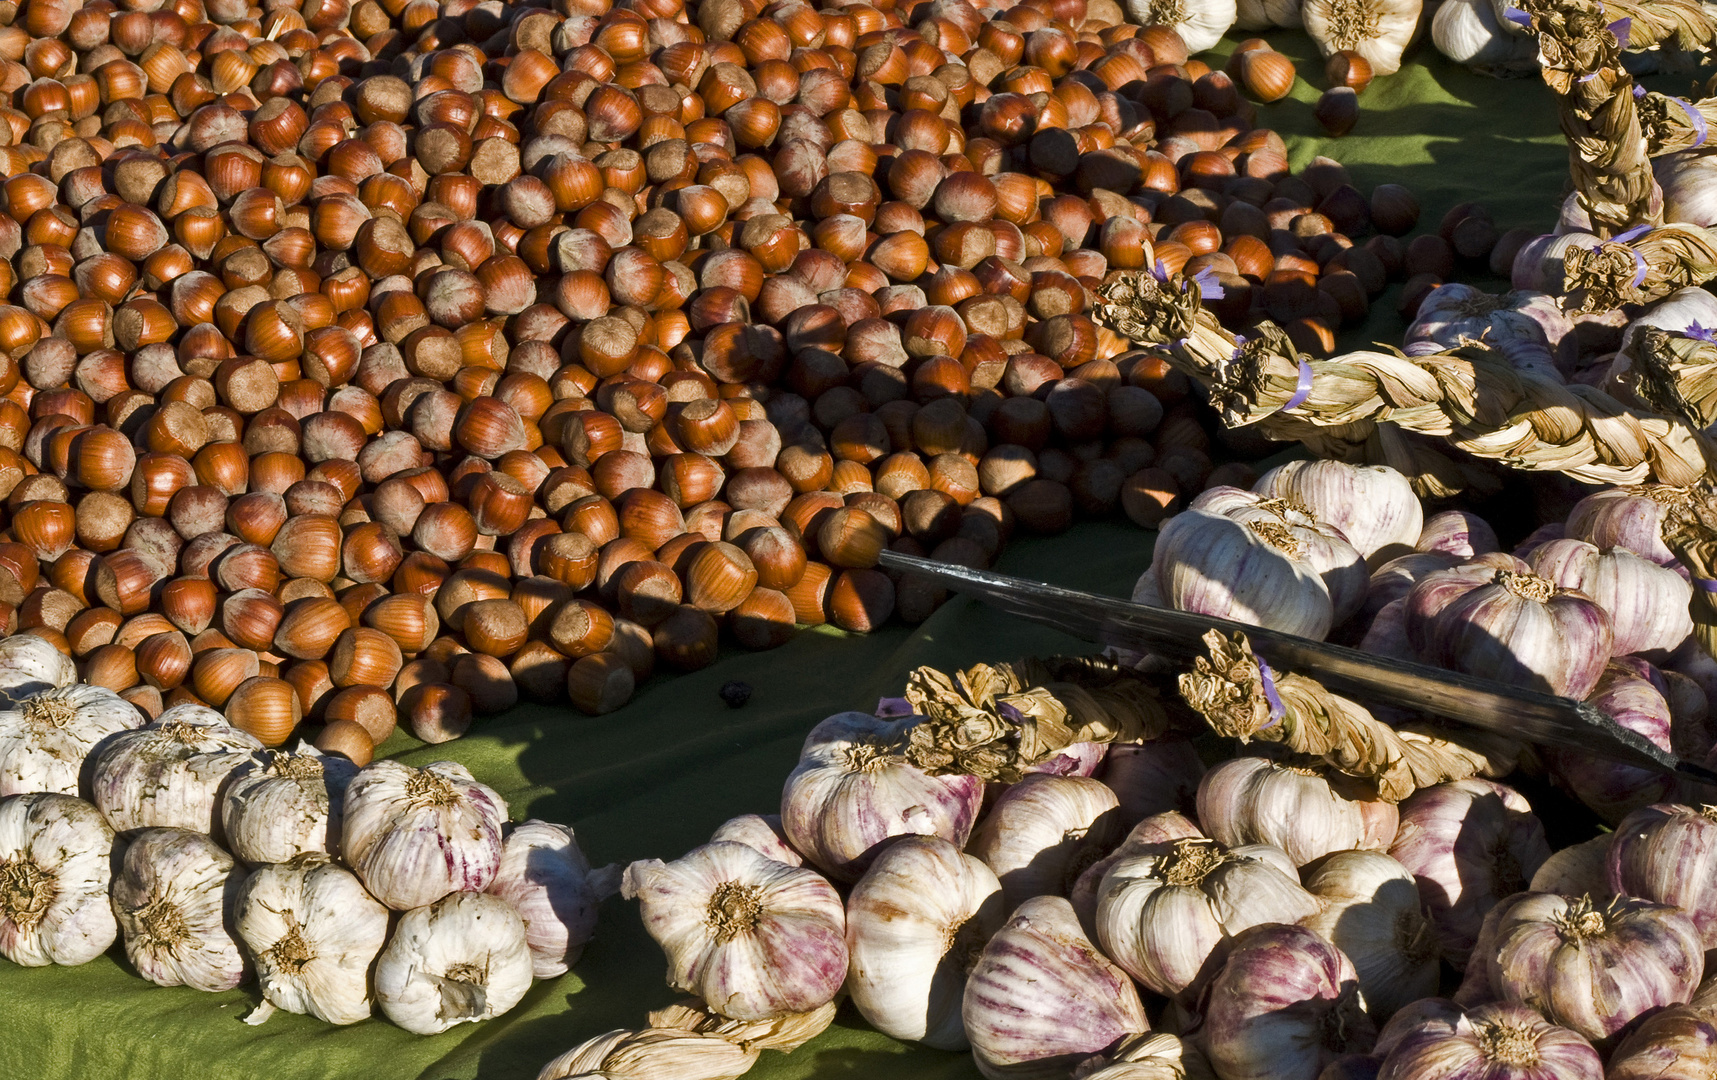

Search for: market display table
xmin=0 ymin=30 xmax=1606 ymax=1080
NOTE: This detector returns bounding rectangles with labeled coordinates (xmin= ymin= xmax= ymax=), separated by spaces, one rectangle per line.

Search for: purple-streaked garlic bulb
xmin=780 ymin=712 xmax=984 ymax=883
xmin=1512 ymin=522 xmax=1565 ymax=560
xmin=962 ymin=895 xmax=1148 ymax=1080
xmin=340 ymin=760 xmax=507 ymax=911
xmin=1528 ymin=834 xmax=1612 ymax=900
xmin=1376 ymin=1001 xmax=1601 ymax=1080
xmin=1098 ymin=739 xmax=1204 ymax=828
xmin=0 ymin=685 xmax=143 ymax=799
xmin=1416 ymin=511 xmax=1500 ymax=561
xmin=1512 ymin=231 xmax=1604 ymax=292
xmin=1198 ymin=756 xmax=1396 ymax=867
xmin=1527 ymin=539 xmax=1692 ymax=657
xmin=1301 ymin=850 xmax=1439 ymax=1020
xmin=111 ymin=826 xmax=247 ymax=992
xmin=1366 ymin=553 xmax=1462 ymax=623
xmin=1069 ymin=810 xmax=1202 ymax=936
xmin=1375 ymin=997 xmax=1463 ymax=1056
xmin=1202 ymin=923 xmax=1376 ymax=1080
xmin=90 ymin=705 xmax=265 ymax=839
xmin=1023 ymin=741 xmax=1107 ymax=778
xmin=1405 ymin=556 xmax=1613 ymax=699
xmin=624 ymin=841 xmax=846 ymax=1021
xmin=1620 ymin=286 xmax=1717 ymax=355
xmin=1565 ymin=484 xmax=1701 ymax=569
xmin=1388 ymin=779 xmax=1551 ymax=966
xmin=846 ymin=836 xmax=1004 ymax=1050
xmin=1608 ymin=802 xmax=1717 ymax=949
xmin=709 ymin=813 xmax=803 ymax=866
xmin=0 ymin=793 xmax=115 ymax=967
xmin=1663 ymin=669 xmax=1712 ymax=761
xmin=1485 ymin=892 xmax=1702 ymax=1043
xmin=968 ymin=775 xmax=1123 ymax=912
xmin=1544 ymin=663 xmax=1676 ymax=823
xmin=1359 ymin=600 xmax=1414 ymax=661
xmin=1605 ymin=989 xmax=1717 ymax=1080
xmin=1191 ymin=486 xmax=1369 ymax=619
xmin=1252 ymin=460 xmax=1423 ymax=564
xmin=485 ymin=820 xmax=621 ymax=978
xmin=1404 ymin=285 xmax=1568 ymax=383
xmin=1095 ymin=832 xmax=1319 ymax=999
xmin=1451 ymin=891 xmax=1533 ymax=1008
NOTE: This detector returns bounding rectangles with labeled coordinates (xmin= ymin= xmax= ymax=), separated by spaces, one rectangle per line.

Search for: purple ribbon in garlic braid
xmin=1256 ymin=657 xmax=1285 ymax=728
xmin=1279 ymin=358 xmax=1315 ymax=413
xmin=1502 ymin=6 xmax=1531 ymax=25
xmin=1671 ymin=95 xmax=1710 ymax=147
xmin=1610 ymin=222 xmax=1653 ymax=288
xmin=1696 ymin=578 xmax=1717 ymax=593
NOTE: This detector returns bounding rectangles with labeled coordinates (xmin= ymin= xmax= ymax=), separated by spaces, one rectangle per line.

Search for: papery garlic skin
xmin=0 ymin=685 xmax=143 ymax=798
xmin=235 ymin=853 xmax=388 ymax=1025
xmin=1145 ymin=506 xmax=1339 ymax=640
xmin=485 ymin=820 xmax=621 ymax=978
xmin=1190 ymin=487 xmax=1368 ymax=624
xmin=1621 ymin=286 xmax=1717 ymax=355
xmin=1388 ymin=779 xmax=1550 ymax=966
xmin=535 ymin=1027 xmax=760 ymax=1080
xmin=1405 ymin=286 xmax=1568 ymax=384
xmin=375 ymin=891 xmax=534 ymax=1035
xmin=963 ymin=894 xmax=1149 ymax=1080
xmin=969 ymin=774 xmax=1122 ymax=911
xmin=779 ymin=712 xmax=984 ymax=883
xmin=624 ymin=841 xmax=847 ymax=1021
xmin=342 ymin=759 xmax=507 ymax=911
xmin=1512 ymin=232 xmax=1604 ymax=293
xmin=221 ymin=744 xmax=359 ymax=865
xmin=1096 ymin=833 xmax=1320 ymax=999
xmin=1198 ymin=755 xmax=1392 ymax=867
xmin=709 ymin=813 xmax=804 ymax=866
xmin=90 ymin=707 xmax=264 ymax=837
xmin=1527 ymin=538 xmax=1692 ymax=657
xmin=1122 ymin=0 xmax=1235 ymax=52
xmin=0 ymin=793 xmax=116 ymax=966
xmin=1564 ymin=484 xmax=1693 ymax=568
xmin=1301 ymin=0 xmax=1421 ymax=74
xmin=1301 ymin=850 xmax=1439 ymax=1020
xmin=1528 ymin=833 xmax=1612 ymax=900
xmin=111 ymin=826 xmax=246 ymax=992
xmin=1417 ymin=512 xmax=1500 ymax=561
xmin=1544 ymin=664 xmax=1677 ymax=823
xmin=0 ymin=635 xmax=78 ymax=707
xmin=1486 ymin=892 xmax=1702 ymax=1043
xmin=1606 ymin=993 xmax=1717 ymax=1080
xmin=1607 ymin=802 xmax=1717 ymax=949
xmin=1657 ymin=150 xmax=1717 ymax=229
xmin=1376 ymin=1001 xmax=1601 ymax=1080
xmin=1099 ymin=739 xmax=1204 ymax=828
xmin=1070 ymin=811 xmax=1204 ymax=935
xmin=846 ymin=835 xmax=1004 ymax=1050
xmin=1072 ymin=1033 xmax=1213 ymax=1080
xmin=1202 ymin=923 xmax=1376 ymax=1080
xmin=1360 ymin=599 xmax=1415 ymax=662
xmin=1366 ymin=553 xmax=1461 ymax=623
xmin=1253 ymin=460 xmax=1422 ymax=564
xmin=1433 ymin=0 xmax=1539 ymax=71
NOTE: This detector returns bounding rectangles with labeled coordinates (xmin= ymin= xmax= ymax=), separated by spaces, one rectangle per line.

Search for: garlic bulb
xmin=708 ymin=813 xmax=803 ymax=866
xmin=111 ymin=826 xmax=246 ymax=992
xmin=0 ymin=634 xmax=78 ymax=707
xmin=969 ymin=774 xmax=1122 ymax=911
xmin=486 ymin=820 xmax=620 ymax=978
xmin=342 ymin=759 xmax=507 ymax=910
xmin=221 ymin=744 xmax=359 ymax=865
xmin=1122 ymin=0 xmax=1235 ymax=53
xmin=1404 ymin=557 xmax=1613 ymax=699
xmin=1528 ymin=833 xmax=1612 ymax=899
xmin=1253 ymin=460 xmax=1423 ymax=565
xmin=1450 ymin=891 xmax=1532 ymax=1007
xmin=779 ymin=711 xmax=984 ymax=883
xmin=624 ymin=841 xmax=846 ymax=1021
xmin=963 ymin=894 xmax=1149 ymax=1080
xmin=1197 ymin=756 xmax=1395 ymax=867
xmin=1608 ymin=802 xmax=1717 ymax=949
xmin=1302 ymin=0 xmax=1421 ymax=74
xmin=1432 ymin=0 xmax=1540 ymax=72
xmin=1606 ymin=994 xmax=1717 ymax=1080
xmin=1376 ymin=1001 xmax=1601 ymax=1080
xmin=375 ymin=891 xmax=534 ymax=1034
xmin=846 ymin=835 xmax=1004 ymax=1050
xmin=1405 ymin=286 xmax=1569 ymax=384
xmin=1095 ymin=832 xmax=1320 ymax=999
xmin=536 ymin=1027 xmax=759 ymax=1080
xmin=1203 ymin=923 xmax=1377 ymax=1080
xmin=1070 ymin=810 xmax=1203 ymax=934
xmin=235 ymin=853 xmax=389 ymax=1025
xmin=0 ymin=685 xmax=143 ymax=798
xmin=1657 ymin=149 xmax=1717 ymax=228
xmin=1417 ymin=511 xmax=1500 ymax=561
xmin=1388 ymin=778 xmax=1551 ymax=966
xmin=1191 ymin=486 xmax=1369 ymax=623
xmin=1024 ymin=741 xmax=1107 ymax=778
xmin=1544 ymin=663 xmax=1677 ymax=823
xmin=1301 ymin=850 xmax=1439 ymax=1020
xmin=1527 ymin=538 xmax=1692 ymax=657
xmin=1359 ymin=599 xmax=1415 ymax=661
xmin=1099 ymin=739 xmax=1204 ymax=828
xmin=1486 ymin=893 xmax=1702 ymax=1043
xmin=1564 ymin=485 xmax=1695 ymax=568
xmin=0 ymin=792 xmax=116 ymax=966
xmin=90 ymin=706 xmax=265 ymax=837
xmin=1366 ymin=553 xmax=1461 ymax=622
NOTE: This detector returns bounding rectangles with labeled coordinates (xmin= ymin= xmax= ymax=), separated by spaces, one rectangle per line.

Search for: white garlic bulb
xmin=968 ymin=774 xmax=1123 ymax=912
xmin=779 ymin=711 xmax=984 ymax=883
xmin=624 ymin=841 xmax=847 ymax=1021
xmin=536 ymin=1027 xmax=762 ymax=1080
xmin=0 ymin=792 xmax=116 ymax=966
xmin=1301 ymin=850 xmax=1439 ymax=1020
xmin=1432 ymin=0 xmax=1539 ymax=71
xmin=111 ymin=826 xmax=247 ymax=992
xmin=342 ymin=759 xmax=507 ymax=910
xmin=375 ymin=891 xmax=534 ymax=1035
xmin=846 ymin=835 xmax=1005 ymax=1050
xmin=221 ymin=744 xmax=359 ymax=866
xmin=235 ymin=852 xmax=389 ymax=1026
xmin=1122 ymin=0 xmax=1236 ymax=52
xmin=1197 ymin=755 xmax=1397 ymax=867
xmin=1657 ymin=149 xmax=1717 ymax=228
xmin=1143 ymin=504 xmax=1341 ymax=641
xmin=1253 ymin=460 xmax=1423 ymax=564
xmin=0 ymin=685 xmax=143 ymax=798
xmin=1096 ymin=834 xmax=1321 ymax=999
xmin=1303 ymin=0 xmax=1422 ymax=74
xmin=90 ymin=706 xmax=264 ymax=837
xmin=1190 ymin=486 xmax=1369 ymax=624
xmin=486 ymin=820 xmax=621 ymax=978
xmin=0 ymin=634 xmax=78 ymax=707
xmin=963 ymin=895 xmax=1149 ymax=1080
xmin=708 ymin=813 xmax=802 ymax=866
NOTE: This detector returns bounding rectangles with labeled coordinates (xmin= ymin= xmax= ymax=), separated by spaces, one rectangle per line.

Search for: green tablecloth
xmin=0 ymin=29 xmax=1619 ymax=1080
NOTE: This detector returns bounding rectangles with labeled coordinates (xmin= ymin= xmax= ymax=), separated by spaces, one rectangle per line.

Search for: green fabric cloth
xmin=0 ymin=28 xmax=1625 ymax=1080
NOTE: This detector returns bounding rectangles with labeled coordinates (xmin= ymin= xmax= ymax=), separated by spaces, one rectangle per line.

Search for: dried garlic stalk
xmin=1627 ymin=328 xmax=1717 ymax=429
xmin=1659 ymin=488 xmax=1717 ymax=661
xmin=1561 ymin=224 xmax=1717 ymax=313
